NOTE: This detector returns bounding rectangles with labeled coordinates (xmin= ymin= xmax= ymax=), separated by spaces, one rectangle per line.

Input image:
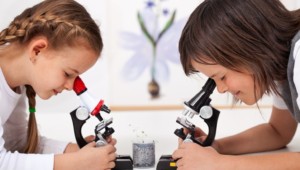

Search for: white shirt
xmin=293 ymin=39 xmax=300 ymax=108
xmin=273 ymin=39 xmax=300 ymax=110
xmin=0 ymin=68 xmax=68 ymax=170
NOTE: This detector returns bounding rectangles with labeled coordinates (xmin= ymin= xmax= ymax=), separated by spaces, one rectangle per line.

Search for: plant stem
xmin=151 ymin=43 xmax=158 ymax=80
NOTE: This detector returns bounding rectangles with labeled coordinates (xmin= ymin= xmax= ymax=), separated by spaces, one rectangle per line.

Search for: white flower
xmin=119 ymin=0 xmax=186 ymax=83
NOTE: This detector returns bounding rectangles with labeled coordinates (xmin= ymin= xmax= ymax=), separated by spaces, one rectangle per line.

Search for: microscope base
xmin=113 ymin=155 xmax=133 ymax=170
xmin=156 ymin=155 xmax=177 ymax=170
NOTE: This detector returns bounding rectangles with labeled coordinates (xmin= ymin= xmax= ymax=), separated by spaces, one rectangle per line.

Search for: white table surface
xmin=36 ymin=107 xmax=300 ymax=170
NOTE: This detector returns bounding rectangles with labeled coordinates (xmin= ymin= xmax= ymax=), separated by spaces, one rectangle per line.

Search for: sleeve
xmin=273 ymin=94 xmax=288 ymax=110
xmin=0 ymin=113 xmax=55 ymax=170
xmin=37 ymin=136 xmax=69 ymax=154
xmin=0 ymin=150 xmax=54 ymax=170
xmin=9 ymin=92 xmax=69 ymax=154
xmin=0 ymin=92 xmax=68 ymax=170
xmin=293 ymin=39 xmax=300 ymax=109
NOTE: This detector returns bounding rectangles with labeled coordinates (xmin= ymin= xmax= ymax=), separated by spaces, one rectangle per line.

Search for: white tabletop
xmin=37 ymin=107 xmax=300 ymax=170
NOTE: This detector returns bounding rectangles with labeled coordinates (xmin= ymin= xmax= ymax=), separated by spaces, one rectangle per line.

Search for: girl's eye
xmin=220 ymin=76 xmax=225 ymax=81
xmin=65 ymin=72 xmax=71 ymax=78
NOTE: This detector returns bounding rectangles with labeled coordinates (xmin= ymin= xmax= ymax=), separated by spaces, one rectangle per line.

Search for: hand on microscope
xmin=63 ymin=135 xmax=96 ymax=153
xmin=73 ymin=140 xmax=117 ymax=170
xmin=172 ymin=128 xmax=223 ymax=170
xmin=56 ymin=135 xmax=117 ymax=170
xmin=172 ymin=140 xmax=220 ymax=170
xmin=84 ymin=135 xmax=117 ymax=146
xmin=55 ymin=141 xmax=117 ymax=170
xmin=179 ymin=127 xmax=220 ymax=150
xmin=177 ymin=127 xmax=206 ymax=145
xmin=63 ymin=135 xmax=117 ymax=153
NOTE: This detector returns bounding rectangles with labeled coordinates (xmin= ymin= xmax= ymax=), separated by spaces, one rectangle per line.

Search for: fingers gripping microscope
xmin=157 ymin=78 xmax=220 ymax=170
xmin=70 ymin=76 xmax=133 ymax=170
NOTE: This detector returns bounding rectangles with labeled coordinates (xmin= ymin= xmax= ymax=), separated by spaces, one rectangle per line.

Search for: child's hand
xmin=178 ymin=127 xmax=221 ymax=153
xmin=84 ymin=135 xmax=117 ymax=146
xmin=106 ymin=136 xmax=117 ymax=146
xmin=55 ymin=141 xmax=117 ymax=170
xmin=84 ymin=135 xmax=96 ymax=143
xmin=172 ymin=142 xmax=222 ymax=170
xmin=178 ymin=127 xmax=207 ymax=145
xmin=178 ymin=127 xmax=220 ymax=152
xmin=77 ymin=141 xmax=117 ymax=170
xmin=64 ymin=135 xmax=116 ymax=153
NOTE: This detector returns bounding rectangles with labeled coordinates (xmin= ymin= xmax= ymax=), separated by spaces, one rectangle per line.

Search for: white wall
xmin=0 ymin=0 xmax=109 ymax=113
xmin=1 ymin=0 xmax=299 ymax=114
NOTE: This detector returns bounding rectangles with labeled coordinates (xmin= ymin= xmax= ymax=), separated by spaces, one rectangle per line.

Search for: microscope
xmin=70 ymin=76 xmax=133 ymax=170
xmin=156 ymin=78 xmax=220 ymax=170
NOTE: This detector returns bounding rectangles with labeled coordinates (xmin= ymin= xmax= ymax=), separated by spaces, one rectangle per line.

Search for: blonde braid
xmin=23 ymin=85 xmax=38 ymax=153
xmin=0 ymin=0 xmax=103 ymax=53
xmin=0 ymin=21 xmax=25 ymax=45
xmin=1 ymin=0 xmax=103 ymax=153
xmin=0 ymin=12 xmax=76 ymax=46
xmin=0 ymin=7 xmax=33 ymax=45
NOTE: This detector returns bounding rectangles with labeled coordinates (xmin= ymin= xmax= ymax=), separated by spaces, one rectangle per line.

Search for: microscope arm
xmin=174 ymin=106 xmax=219 ymax=146
xmin=157 ymin=78 xmax=220 ymax=170
xmin=174 ymin=78 xmax=220 ymax=146
xmin=70 ymin=107 xmax=89 ymax=148
xmin=202 ymin=107 xmax=220 ymax=146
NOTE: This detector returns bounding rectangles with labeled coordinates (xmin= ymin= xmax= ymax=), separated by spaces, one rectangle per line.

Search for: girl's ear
xmin=28 ymin=37 xmax=48 ymax=63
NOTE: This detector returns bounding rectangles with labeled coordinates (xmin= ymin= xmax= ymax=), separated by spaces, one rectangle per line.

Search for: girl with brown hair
xmin=172 ymin=0 xmax=300 ymax=169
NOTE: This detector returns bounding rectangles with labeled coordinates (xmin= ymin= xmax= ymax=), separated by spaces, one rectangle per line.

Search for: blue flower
xmin=146 ymin=0 xmax=155 ymax=8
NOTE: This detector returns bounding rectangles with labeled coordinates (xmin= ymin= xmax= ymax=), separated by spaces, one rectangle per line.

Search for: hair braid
xmin=0 ymin=0 xmax=103 ymax=154
xmin=0 ymin=24 xmax=25 ymax=45
xmin=23 ymin=85 xmax=38 ymax=153
xmin=0 ymin=12 xmax=77 ymax=46
xmin=1 ymin=0 xmax=103 ymax=52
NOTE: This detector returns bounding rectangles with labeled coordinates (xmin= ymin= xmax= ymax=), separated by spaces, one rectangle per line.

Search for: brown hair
xmin=179 ymin=0 xmax=300 ymax=97
xmin=0 ymin=0 xmax=103 ymax=153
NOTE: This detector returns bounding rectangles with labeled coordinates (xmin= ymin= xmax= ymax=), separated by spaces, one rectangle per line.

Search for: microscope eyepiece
xmin=186 ymin=78 xmax=216 ymax=112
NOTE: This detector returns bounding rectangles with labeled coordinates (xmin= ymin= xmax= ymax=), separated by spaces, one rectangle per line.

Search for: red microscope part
xmin=70 ymin=76 xmax=133 ymax=170
xmin=73 ymin=76 xmax=108 ymax=116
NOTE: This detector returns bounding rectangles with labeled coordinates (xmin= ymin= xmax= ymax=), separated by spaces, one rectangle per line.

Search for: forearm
xmin=219 ymin=152 xmax=300 ymax=169
xmin=64 ymin=143 xmax=80 ymax=153
xmin=217 ymin=107 xmax=298 ymax=155
xmin=54 ymin=153 xmax=78 ymax=170
xmin=217 ymin=123 xmax=289 ymax=155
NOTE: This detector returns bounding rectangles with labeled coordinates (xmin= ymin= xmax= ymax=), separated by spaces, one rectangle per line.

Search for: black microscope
xmin=157 ymin=78 xmax=220 ymax=170
xmin=70 ymin=76 xmax=133 ymax=170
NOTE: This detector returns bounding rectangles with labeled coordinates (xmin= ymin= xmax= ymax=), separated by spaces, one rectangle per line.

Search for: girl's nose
xmin=64 ymin=79 xmax=75 ymax=91
xmin=216 ymin=82 xmax=228 ymax=94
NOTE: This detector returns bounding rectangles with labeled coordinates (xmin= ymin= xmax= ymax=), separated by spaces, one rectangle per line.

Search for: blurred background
xmin=2 ymin=1 xmax=300 ymax=166
xmin=1 ymin=0 xmax=300 ymax=114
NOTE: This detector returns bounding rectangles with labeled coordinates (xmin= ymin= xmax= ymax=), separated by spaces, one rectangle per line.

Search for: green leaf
xmin=137 ymin=11 xmax=156 ymax=47
xmin=157 ymin=10 xmax=176 ymax=43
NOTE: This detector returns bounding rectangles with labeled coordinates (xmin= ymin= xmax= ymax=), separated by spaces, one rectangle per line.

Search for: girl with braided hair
xmin=172 ymin=0 xmax=300 ymax=169
xmin=0 ymin=0 xmax=117 ymax=169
